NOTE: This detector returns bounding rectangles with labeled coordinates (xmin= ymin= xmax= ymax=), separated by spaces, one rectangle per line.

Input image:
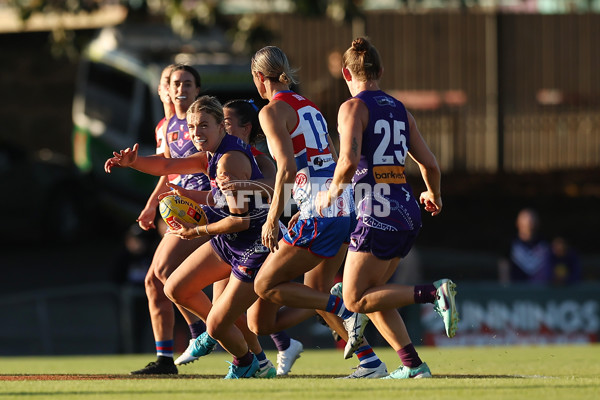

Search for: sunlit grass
xmin=1 ymin=345 xmax=599 ymax=400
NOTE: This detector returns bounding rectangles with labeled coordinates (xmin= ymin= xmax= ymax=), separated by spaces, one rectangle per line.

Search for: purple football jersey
xmin=351 ymin=90 xmax=422 ymax=233
xmin=206 ymin=134 xmax=270 ymax=280
xmin=165 ymin=115 xmax=210 ymax=190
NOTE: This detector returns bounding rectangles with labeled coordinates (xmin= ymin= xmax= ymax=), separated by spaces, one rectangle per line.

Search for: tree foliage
xmin=11 ymin=1 xmax=367 ymax=57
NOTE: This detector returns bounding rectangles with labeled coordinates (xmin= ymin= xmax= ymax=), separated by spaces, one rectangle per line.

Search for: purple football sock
xmin=233 ymin=350 xmax=254 ymax=367
xmin=414 ymin=284 xmax=436 ymax=304
xmin=270 ymin=331 xmax=291 ymax=351
xmin=189 ymin=320 xmax=206 ymax=339
xmin=397 ymin=343 xmax=422 ymax=368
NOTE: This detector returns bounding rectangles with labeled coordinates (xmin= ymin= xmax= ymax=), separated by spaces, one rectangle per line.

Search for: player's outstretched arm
xmin=406 ymin=112 xmax=442 ymax=216
xmin=105 ymin=143 xmax=208 ymax=176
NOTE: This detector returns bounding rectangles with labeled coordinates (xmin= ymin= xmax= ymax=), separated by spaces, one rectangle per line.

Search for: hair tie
xmin=246 ymin=99 xmax=259 ymax=112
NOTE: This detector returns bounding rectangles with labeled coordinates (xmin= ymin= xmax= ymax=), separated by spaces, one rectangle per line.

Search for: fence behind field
xmin=258 ymin=12 xmax=600 ymax=174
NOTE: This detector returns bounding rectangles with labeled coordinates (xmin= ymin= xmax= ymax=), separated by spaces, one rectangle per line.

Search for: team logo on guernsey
xmin=373 ymin=165 xmax=406 ymax=184
xmin=374 ymin=96 xmax=396 ymax=107
xmin=295 ymin=173 xmax=307 ymax=187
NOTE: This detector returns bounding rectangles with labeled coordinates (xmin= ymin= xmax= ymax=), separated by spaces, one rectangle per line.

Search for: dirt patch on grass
xmin=0 ymin=374 xmax=221 ymax=381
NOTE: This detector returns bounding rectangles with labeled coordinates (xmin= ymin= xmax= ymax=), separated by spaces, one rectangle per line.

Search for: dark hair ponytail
xmin=223 ymin=99 xmax=263 ymax=145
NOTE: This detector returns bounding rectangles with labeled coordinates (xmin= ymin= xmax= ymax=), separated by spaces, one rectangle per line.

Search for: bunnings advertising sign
xmin=420 ymin=283 xmax=599 ymax=346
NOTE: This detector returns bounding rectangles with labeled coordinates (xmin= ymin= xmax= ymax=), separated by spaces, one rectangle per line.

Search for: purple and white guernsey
xmin=165 ymin=115 xmax=210 ymax=191
xmin=206 ymin=134 xmax=270 ymax=282
xmin=352 ymin=90 xmax=422 ymax=233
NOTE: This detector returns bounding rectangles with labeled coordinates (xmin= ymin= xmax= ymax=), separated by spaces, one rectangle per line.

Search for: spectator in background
xmin=499 ymin=208 xmax=552 ymax=284
xmin=548 ymin=236 xmax=582 ymax=285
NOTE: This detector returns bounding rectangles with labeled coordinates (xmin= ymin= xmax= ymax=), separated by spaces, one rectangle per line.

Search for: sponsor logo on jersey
xmin=310 ymin=154 xmax=333 ymax=170
xmin=373 ymin=165 xmax=406 ymax=184
xmin=362 ymin=215 xmax=398 ymax=231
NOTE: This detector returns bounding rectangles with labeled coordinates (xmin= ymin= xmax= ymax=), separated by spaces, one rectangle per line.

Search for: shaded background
xmin=1 ymin=0 xmax=599 ymax=355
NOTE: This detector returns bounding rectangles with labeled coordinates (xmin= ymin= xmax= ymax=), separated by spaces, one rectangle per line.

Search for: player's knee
xmin=205 ymin=316 xmax=225 ymax=340
xmin=246 ymin=319 xmax=260 ymax=335
xmin=162 ymin=279 xmax=180 ymax=304
xmin=144 ymin=274 xmax=162 ymax=299
xmin=247 ymin=318 xmax=270 ymax=336
xmin=154 ymin=263 xmax=176 ymax=283
xmin=343 ymin=295 xmax=366 ymax=314
xmin=253 ymin=277 xmax=272 ymax=300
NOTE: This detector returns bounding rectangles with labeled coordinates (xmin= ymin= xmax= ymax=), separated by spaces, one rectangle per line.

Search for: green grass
xmin=1 ymin=345 xmax=599 ymax=400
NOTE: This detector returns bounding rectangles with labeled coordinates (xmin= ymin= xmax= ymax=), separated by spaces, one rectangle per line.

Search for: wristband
xmin=195 ymin=226 xmax=201 ymax=237
xmin=205 ymin=224 xmax=210 ymax=235
xmin=229 ymin=210 xmax=250 ymax=217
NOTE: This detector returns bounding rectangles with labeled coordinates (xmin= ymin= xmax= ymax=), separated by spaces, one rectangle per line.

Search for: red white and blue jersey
xmin=352 ymin=90 xmax=421 ymax=232
xmin=269 ymin=90 xmax=352 ymax=219
xmin=154 ymin=117 xmax=180 ymax=184
xmin=165 ymin=115 xmax=210 ymax=191
xmin=155 ymin=117 xmax=167 ymax=154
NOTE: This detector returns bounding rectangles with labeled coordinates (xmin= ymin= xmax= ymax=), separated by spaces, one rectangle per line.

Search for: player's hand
xmin=261 ymin=219 xmax=279 ymax=253
xmin=315 ymin=190 xmax=332 ymax=217
xmin=104 ymin=143 xmax=139 ymax=173
xmin=166 ymin=217 xmax=202 ymax=240
xmin=136 ymin=207 xmax=156 ymax=231
xmin=287 ymin=211 xmax=300 ymax=232
xmin=158 ymin=183 xmax=188 ymax=200
xmin=419 ymin=191 xmax=442 ymax=216
xmin=216 ymin=172 xmax=237 ymax=195
xmin=218 ymin=178 xmax=252 ymax=195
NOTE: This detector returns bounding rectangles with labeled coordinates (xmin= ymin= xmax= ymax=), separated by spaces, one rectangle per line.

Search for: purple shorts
xmin=348 ymin=222 xmax=420 ymax=260
xmin=344 ymin=212 xmax=358 ymax=244
xmin=210 ymin=234 xmax=270 ymax=283
xmin=283 ymin=216 xmax=351 ymax=258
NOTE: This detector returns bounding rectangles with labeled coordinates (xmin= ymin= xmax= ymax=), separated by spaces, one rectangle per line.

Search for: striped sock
xmin=156 ymin=340 xmax=174 ymax=358
xmin=325 ymin=294 xmax=354 ymax=319
xmin=355 ymin=345 xmax=382 ymax=369
xmin=254 ymin=350 xmax=268 ymax=368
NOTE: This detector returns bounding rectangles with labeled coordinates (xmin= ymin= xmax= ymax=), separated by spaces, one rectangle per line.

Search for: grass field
xmin=1 ymin=345 xmax=599 ymax=400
